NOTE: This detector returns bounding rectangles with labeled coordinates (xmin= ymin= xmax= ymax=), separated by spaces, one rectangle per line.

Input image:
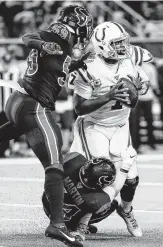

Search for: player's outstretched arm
xmin=74 ymin=81 xmax=129 ymax=116
xmin=22 ymin=31 xmax=63 ymax=55
xmin=22 ymin=31 xmax=44 ymax=50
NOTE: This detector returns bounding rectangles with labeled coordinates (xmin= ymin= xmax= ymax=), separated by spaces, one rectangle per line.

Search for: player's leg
xmin=70 ymin=191 xmax=118 ymax=241
xmin=0 ymin=112 xmax=23 ymax=142
xmin=117 ymin=161 xmax=142 ymax=237
xmin=5 ymin=91 xmax=81 ymax=247
xmin=71 ymin=117 xmax=110 ymax=159
xmin=110 ymin=122 xmax=142 ymax=237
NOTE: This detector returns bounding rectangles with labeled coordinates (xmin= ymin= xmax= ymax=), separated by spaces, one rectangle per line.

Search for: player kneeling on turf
xmin=42 ymin=152 xmax=118 ymax=243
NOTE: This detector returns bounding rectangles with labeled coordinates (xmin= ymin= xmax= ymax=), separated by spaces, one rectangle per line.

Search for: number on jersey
xmin=63 ymin=203 xmax=80 ymax=222
xmin=58 ymin=55 xmax=71 ymax=86
xmin=26 ymin=49 xmax=38 ymax=76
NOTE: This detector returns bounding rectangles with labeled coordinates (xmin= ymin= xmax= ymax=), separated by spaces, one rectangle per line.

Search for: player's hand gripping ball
xmin=118 ymin=77 xmax=138 ymax=108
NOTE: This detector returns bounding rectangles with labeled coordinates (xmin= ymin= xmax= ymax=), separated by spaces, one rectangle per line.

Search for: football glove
xmin=69 ymin=51 xmax=92 ymax=72
xmin=137 ymin=80 xmax=150 ymax=95
xmin=40 ymin=42 xmax=63 ymax=56
xmin=132 ymin=74 xmax=150 ymax=95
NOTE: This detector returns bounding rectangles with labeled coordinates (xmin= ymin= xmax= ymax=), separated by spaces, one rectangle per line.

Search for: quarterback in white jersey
xmin=70 ymin=22 xmax=152 ymax=237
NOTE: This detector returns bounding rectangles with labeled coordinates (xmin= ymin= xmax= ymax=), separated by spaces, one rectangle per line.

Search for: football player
xmin=42 ymin=152 xmax=118 ymax=243
xmin=69 ymin=22 xmax=153 ymax=238
xmin=3 ymin=5 xmax=93 ymax=247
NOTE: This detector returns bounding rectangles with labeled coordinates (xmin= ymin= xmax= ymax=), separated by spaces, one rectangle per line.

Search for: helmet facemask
xmin=99 ymin=33 xmax=130 ymax=62
xmin=73 ymin=18 xmax=93 ymax=52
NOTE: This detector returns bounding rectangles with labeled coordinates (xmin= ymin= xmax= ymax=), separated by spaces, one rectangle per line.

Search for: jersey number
xmin=63 ymin=203 xmax=80 ymax=222
xmin=26 ymin=49 xmax=38 ymax=76
xmin=58 ymin=55 xmax=71 ymax=87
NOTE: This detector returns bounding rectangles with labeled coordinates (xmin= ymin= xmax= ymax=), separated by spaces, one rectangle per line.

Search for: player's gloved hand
xmin=133 ymin=74 xmax=150 ymax=95
xmin=105 ymin=81 xmax=130 ymax=105
xmin=69 ymin=51 xmax=92 ymax=72
xmin=136 ymin=80 xmax=150 ymax=95
xmin=40 ymin=42 xmax=63 ymax=56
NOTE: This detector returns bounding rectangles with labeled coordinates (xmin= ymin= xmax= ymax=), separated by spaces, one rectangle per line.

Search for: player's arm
xmin=103 ymin=146 xmax=137 ymax=199
xmin=73 ymin=71 xmax=129 ymax=116
xmin=22 ymin=31 xmax=63 ymax=55
xmin=22 ymin=31 xmax=44 ymax=50
xmin=102 ymin=171 xmax=128 ymax=201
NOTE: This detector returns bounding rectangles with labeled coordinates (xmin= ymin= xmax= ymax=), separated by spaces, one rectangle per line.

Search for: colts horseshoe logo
xmin=95 ymin=28 xmax=106 ymax=42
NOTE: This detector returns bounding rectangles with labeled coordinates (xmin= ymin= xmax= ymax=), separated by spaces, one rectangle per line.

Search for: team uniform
xmin=2 ymin=5 xmax=94 ymax=247
xmin=42 ymin=152 xmax=118 ymax=231
xmin=68 ymin=21 xmax=153 ymax=238
xmin=70 ymin=45 xmax=151 ymax=179
xmin=5 ymin=24 xmax=73 ymax=169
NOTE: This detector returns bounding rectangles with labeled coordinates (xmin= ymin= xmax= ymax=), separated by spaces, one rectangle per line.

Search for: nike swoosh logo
xmin=59 ymin=230 xmax=75 ymax=242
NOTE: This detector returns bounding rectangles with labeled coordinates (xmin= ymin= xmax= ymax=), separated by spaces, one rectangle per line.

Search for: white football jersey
xmin=71 ymin=45 xmax=151 ymax=126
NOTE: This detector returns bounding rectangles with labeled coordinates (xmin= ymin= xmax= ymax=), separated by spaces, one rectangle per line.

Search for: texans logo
xmin=75 ymin=7 xmax=90 ymax=27
xmin=98 ymin=175 xmax=114 ymax=187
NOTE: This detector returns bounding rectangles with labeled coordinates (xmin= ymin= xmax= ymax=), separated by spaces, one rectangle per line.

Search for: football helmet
xmin=57 ymin=5 xmax=93 ymax=50
xmin=92 ymin=22 xmax=130 ymax=61
xmin=79 ymin=157 xmax=116 ymax=190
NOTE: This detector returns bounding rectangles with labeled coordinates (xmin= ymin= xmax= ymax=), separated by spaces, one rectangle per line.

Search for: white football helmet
xmin=92 ymin=22 xmax=130 ymax=61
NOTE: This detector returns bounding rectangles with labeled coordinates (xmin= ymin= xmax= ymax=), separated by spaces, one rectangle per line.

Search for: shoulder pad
xmin=131 ymin=45 xmax=153 ymax=66
xmin=141 ymin=47 xmax=153 ymax=63
xmin=49 ymin=23 xmax=71 ymax=41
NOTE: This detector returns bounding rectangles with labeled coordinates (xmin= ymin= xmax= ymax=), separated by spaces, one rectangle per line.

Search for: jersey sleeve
xmin=22 ymin=23 xmax=71 ymax=50
xmin=131 ymin=45 xmax=153 ymax=66
xmin=48 ymin=23 xmax=72 ymax=42
xmin=22 ymin=31 xmax=44 ymax=50
xmin=137 ymin=65 xmax=149 ymax=83
xmin=73 ymin=69 xmax=93 ymax=99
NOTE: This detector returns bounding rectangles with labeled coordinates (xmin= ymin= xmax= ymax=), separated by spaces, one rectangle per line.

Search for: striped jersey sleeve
xmin=73 ymin=69 xmax=93 ymax=99
xmin=130 ymin=45 xmax=153 ymax=66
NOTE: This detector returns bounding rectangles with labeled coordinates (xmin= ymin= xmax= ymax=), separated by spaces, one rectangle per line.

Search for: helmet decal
xmin=111 ymin=22 xmax=124 ymax=33
xmin=95 ymin=28 xmax=106 ymax=42
xmin=92 ymin=21 xmax=130 ymax=60
xmin=98 ymin=175 xmax=114 ymax=187
xmin=79 ymin=157 xmax=116 ymax=190
xmin=74 ymin=6 xmax=90 ymax=27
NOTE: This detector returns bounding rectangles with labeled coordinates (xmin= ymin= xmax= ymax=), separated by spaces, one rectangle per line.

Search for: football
xmin=118 ymin=77 xmax=138 ymax=108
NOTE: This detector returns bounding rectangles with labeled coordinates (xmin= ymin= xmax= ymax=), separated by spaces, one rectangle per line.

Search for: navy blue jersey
xmin=19 ymin=23 xmax=73 ymax=110
xmin=63 ymin=152 xmax=87 ymax=208
xmin=63 ymin=152 xmax=87 ymax=188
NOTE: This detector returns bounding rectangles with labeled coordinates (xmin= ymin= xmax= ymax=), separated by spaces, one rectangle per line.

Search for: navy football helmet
xmin=79 ymin=157 xmax=116 ymax=190
xmin=57 ymin=5 xmax=93 ymax=50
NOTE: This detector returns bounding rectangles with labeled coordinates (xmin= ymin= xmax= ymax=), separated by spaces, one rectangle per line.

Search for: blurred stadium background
xmin=0 ymin=0 xmax=163 ymax=157
xmin=0 ymin=1 xmax=163 ymax=247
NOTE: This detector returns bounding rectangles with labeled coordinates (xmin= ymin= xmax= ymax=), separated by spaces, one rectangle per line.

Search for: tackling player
xmin=69 ymin=22 xmax=152 ymax=238
xmin=3 ymin=5 xmax=93 ymax=247
xmin=42 ymin=152 xmax=118 ymax=243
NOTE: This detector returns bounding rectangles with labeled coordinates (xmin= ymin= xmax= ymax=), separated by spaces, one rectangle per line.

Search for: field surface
xmin=0 ymin=145 xmax=163 ymax=247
